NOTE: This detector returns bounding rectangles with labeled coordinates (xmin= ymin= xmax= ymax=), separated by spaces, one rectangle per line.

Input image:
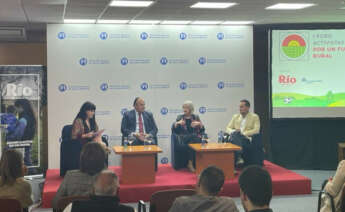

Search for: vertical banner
xmin=48 ymin=24 xmax=253 ymax=169
xmin=0 ymin=66 xmax=44 ymax=173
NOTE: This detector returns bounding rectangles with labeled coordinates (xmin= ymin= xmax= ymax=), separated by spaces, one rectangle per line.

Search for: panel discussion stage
xmin=42 ymin=161 xmax=311 ymax=208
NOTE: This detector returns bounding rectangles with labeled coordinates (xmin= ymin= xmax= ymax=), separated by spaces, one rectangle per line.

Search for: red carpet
xmin=42 ymin=161 xmax=311 ymax=208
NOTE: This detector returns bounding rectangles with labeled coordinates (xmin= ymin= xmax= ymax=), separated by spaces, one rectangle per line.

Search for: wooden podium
xmin=189 ymin=143 xmax=241 ymax=180
xmin=113 ymin=145 xmax=162 ymax=185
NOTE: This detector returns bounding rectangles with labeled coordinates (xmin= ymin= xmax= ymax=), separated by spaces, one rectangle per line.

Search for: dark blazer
xmin=173 ymin=114 xmax=205 ymax=136
xmin=72 ymin=196 xmax=134 ymax=212
xmin=121 ymin=109 xmax=158 ymax=141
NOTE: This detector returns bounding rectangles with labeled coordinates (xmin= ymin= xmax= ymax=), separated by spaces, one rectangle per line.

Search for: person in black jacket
xmin=172 ymin=100 xmax=205 ymax=172
xmin=65 ymin=170 xmax=134 ymax=212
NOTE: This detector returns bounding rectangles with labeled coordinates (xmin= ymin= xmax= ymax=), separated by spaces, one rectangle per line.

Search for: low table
xmin=189 ymin=143 xmax=241 ymax=180
xmin=113 ymin=145 xmax=162 ymax=184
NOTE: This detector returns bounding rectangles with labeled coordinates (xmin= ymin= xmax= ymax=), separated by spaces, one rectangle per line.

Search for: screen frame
xmin=267 ymin=23 xmax=345 ymax=120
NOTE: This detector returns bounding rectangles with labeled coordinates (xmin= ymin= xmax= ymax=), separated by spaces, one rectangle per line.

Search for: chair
xmin=317 ymin=180 xmax=345 ymax=212
xmin=243 ymin=133 xmax=264 ymax=166
xmin=317 ymin=190 xmax=336 ymax=212
xmin=60 ymin=125 xmax=82 ymax=176
xmin=60 ymin=125 xmax=109 ymax=176
xmin=171 ymin=124 xmax=189 ymax=170
xmin=138 ymin=200 xmax=147 ymax=212
xmin=149 ymin=189 xmax=196 ymax=212
xmin=0 ymin=198 xmax=23 ymax=212
xmin=53 ymin=195 xmax=90 ymax=212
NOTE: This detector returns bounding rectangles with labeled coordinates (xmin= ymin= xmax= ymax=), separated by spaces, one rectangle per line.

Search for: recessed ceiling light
xmin=97 ymin=20 xmax=129 ymax=24
xmin=190 ymin=2 xmax=237 ymax=9
xmin=160 ymin=20 xmax=191 ymax=25
xmin=221 ymin=21 xmax=254 ymax=25
xmin=129 ymin=20 xmax=160 ymax=24
xmin=191 ymin=21 xmax=222 ymax=25
xmin=266 ymin=3 xmax=316 ymax=10
xmin=109 ymin=0 xmax=154 ymax=7
xmin=64 ymin=19 xmax=96 ymax=24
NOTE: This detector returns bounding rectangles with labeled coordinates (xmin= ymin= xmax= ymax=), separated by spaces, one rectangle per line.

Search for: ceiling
xmin=0 ymin=0 xmax=345 ymax=31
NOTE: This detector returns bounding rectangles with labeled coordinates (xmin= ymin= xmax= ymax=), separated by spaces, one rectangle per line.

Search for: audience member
xmin=0 ymin=149 xmax=33 ymax=209
xmin=64 ymin=170 xmax=134 ymax=212
xmin=169 ymin=166 xmax=239 ymax=212
xmin=320 ymin=160 xmax=345 ymax=212
xmin=52 ymin=142 xmax=106 ymax=208
xmin=239 ymin=165 xmax=273 ymax=212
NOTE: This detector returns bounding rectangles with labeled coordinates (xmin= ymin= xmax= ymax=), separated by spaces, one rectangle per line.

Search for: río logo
xmin=279 ymin=75 xmax=296 ymax=84
xmin=4 ymin=83 xmax=34 ymax=97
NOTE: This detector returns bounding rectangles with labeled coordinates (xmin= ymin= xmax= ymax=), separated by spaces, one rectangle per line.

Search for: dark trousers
xmin=175 ymin=134 xmax=201 ymax=168
xmin=229 ymin=131 xmax=250 ymax=162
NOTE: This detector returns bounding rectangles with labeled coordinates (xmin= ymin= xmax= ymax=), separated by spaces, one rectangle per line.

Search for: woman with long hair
xmin=0 ymin=149 xmax=33 ymax=209
xmin=71 ymin=101 xmax=103 ymax=145
xmin=14 ymin=99 xmax=37 ymax=166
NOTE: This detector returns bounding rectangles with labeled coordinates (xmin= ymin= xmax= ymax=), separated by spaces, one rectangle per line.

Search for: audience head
xmin=7 ymin=105 xmax=16 ymax=114
xmin=133 ymin=97 xmax=145 ymax=113
xmin=197 ymin=166 xmax=225 ymax=196
xmin=77 ymin=101 xmax=96 ymax=120
xmin=0 ymin=149 xmax=25 ymax=186
xmin=239 ymin=165 xmax=272 ymax=212
xmin=182 ymin=100 xmax=194 ymax=116
xmin=93 ymin=170 xmax=119 ymax=196
xmin=240 ymin=99 xmax=250 ymax=116
xmin=80 ymin=142 xmax=106 ymax=176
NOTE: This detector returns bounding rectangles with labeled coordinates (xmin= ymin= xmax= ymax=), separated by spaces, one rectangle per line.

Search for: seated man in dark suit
xmin=169 ymin=166 xmax=239 ymax=212
xmin=65 ymin=170 xmax=134 ymax=212
xmin=121 ymin=97 xmax=158 ymax=145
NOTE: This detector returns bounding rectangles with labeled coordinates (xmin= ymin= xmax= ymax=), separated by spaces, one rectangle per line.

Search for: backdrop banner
xmin=47 ymin=24 xmax=254 ymax=168
xmin=0 ymin=66 xmax=44 ymax=171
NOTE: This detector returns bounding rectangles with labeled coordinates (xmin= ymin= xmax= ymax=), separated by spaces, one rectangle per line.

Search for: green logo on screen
xmin=282 ymin=34 xmax=306 ymax=59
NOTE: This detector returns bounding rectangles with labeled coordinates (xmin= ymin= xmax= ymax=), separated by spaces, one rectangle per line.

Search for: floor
xmin=30 ymin=169 xmax=335 ymax=212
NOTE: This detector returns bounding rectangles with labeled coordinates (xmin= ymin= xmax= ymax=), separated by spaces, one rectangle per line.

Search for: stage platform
xmin=42 ymin=160 xmax=311 ymax=208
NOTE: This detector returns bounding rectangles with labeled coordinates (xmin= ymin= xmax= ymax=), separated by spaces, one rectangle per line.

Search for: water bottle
xmin=124 ymin=136 xmax=128 ymax=149
xmin=218 ymin=130 xmax=223 ymax=143
xmin=201 ymin=134 xmax=207 ymax=147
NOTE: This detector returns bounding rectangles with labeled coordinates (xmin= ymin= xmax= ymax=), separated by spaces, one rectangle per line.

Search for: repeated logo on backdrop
xmin=48 ymin=25 xmax=253 ymax=168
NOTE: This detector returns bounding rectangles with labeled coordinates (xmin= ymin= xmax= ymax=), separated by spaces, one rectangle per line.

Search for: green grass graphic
xmin=273 ymin=92 xmax=345 ymax=107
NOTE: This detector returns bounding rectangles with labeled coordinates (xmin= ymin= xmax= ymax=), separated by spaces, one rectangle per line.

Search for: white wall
xmin=47 ymin=24 xmax=254 ymax=168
